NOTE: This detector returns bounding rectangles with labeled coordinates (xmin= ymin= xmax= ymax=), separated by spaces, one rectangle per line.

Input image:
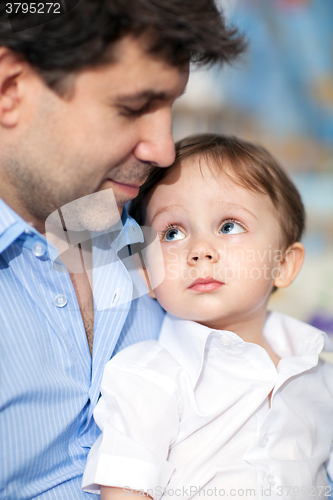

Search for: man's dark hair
xmin=130 ymin=133 xmax=306 ymax=251
xmin=0 ymin=0 xmax=246 ymax=94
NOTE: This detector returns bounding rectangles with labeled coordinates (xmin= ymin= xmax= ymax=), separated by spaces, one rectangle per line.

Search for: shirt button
xmin=111 ymin=289 xmax=119 ymax=306
xmin=266 ymin=475 xmax=276 ymax=486
xmin=32 ymin=242 xmax=46 ymax=257
xmin=54 ymin=294 xmax=68 ymax=308
xmin=260 ymin=435 xmax=269 ymax=447
xmin=24 ymin=229 xmax=32 ymax=235
xmin=220 ymin=336 xmax=231 ymax=347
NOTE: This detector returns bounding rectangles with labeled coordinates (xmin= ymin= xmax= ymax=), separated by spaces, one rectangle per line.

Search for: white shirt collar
xmin=158 ymin=311 xmax=333 ymax=388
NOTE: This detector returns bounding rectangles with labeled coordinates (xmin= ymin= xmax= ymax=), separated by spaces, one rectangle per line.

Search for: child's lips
xmin=188 ymin=277 xmax=224 ymax=292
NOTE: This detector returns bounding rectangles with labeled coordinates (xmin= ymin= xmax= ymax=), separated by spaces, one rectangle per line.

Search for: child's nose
xmin=187 ymin=241 xmax=219 ymax=266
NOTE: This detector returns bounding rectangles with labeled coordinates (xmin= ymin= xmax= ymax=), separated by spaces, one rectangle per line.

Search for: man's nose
xmin=187 ymin=240 xmax=219 ymax=266
xmin=133 ymin=108 xmax=175 ymax=168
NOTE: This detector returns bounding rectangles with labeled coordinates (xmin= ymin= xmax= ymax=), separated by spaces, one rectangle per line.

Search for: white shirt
xmin=82 ymin=311 xmax=333 ymax=500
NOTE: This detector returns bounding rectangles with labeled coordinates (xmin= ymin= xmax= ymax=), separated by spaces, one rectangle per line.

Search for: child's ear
xmin=273 ymin=242 xmax=305 ymax=289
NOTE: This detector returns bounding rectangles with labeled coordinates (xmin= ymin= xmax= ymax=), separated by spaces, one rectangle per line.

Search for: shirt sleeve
xmin=327 ymin=471 xmax=333 ymax=499
xmin=324 ymin=360 xmax=333 ymax=490
xmin=327 ymin=440 xmax=333 ymax=483
xmin=82 ymin=342 xmax=181 ymax=499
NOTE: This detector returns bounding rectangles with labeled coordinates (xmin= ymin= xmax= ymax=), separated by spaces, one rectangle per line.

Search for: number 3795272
xmin=5 ymin=3 xmax=61 ymax=14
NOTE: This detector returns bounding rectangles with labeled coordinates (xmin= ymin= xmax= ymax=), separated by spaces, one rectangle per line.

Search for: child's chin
xmin=168 ymin=310 xmax=221 ymax=326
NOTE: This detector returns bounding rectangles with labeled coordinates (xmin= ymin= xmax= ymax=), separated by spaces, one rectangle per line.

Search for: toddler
xmin=82 ymin=134 xmax=333 ymax=500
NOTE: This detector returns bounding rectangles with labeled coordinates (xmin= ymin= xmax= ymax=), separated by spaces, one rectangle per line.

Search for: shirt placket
xmin=21 ymin=240 xmax=92 ymax=378
xmin=88 ymin=239 xmax=133 ymax=418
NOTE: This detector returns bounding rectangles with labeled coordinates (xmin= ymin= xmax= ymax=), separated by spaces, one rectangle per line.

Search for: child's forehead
xmin=166 ymin=154 xmax=254 ymax=192
xmin=152 ymin=155 xmax=276 ymax=213
xmin=145 ymin=154 xmax=286 ymax=249
xmin=165 ymin=153 xmax=228 ymax=182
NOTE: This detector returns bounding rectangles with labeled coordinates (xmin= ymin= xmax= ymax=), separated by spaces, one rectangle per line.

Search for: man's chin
xmin=46 ymin=188 xmax=123 ymax=232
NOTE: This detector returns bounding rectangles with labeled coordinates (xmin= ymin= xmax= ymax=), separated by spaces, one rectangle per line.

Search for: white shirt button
xmin=259 ymin=435 xmax=269 ymax=447
xmin=24 ymin=229 xmax=32 ymax=235
xmin=54 ymin=294 xmax=68 ymax=308
xmin=266 ymin=475 xmax=276 ymax=486
xmin=220 ymin=336 xmax=231 ymax=347
xmin=32 ymin=242 xmax=46 ymax=257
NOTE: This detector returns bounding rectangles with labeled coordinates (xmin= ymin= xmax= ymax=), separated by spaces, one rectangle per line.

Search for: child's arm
xmin=82 ymin=345 xmax=181 ymax=496
xmin=100 ymin=486 xmax=152 ymax=499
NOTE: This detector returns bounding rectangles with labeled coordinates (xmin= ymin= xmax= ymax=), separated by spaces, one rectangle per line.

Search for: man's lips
xmin=105 ymin=179 xmax=141 ymax=197
xmin=188 ymin=277 xmax=224 ymax=292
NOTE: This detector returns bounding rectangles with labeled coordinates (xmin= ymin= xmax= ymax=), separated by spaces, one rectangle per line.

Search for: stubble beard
xmin=3 ymin=146 xmax=152 ymax=232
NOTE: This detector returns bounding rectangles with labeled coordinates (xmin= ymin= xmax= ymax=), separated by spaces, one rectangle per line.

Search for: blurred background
xmin=172 ymin=0 xmax=333 ymax=344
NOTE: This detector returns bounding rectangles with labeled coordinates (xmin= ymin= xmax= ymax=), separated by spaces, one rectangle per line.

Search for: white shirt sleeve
xmin=326 ymin=426 xmax=333 ymax=482
xmin=82 ymin=341 xmax=181 ymax=498
xmin=323 ymin=361 xmax=333 ymax=487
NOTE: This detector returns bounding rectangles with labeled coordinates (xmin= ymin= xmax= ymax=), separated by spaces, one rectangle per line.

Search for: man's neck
xmin=0 ymin=177 xmax=46 ymax=234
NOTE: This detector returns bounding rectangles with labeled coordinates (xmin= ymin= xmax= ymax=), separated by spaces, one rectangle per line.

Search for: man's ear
xmin=273 ymin=242 xmax=305 ymax=289
xmin=0 ymin=47 xmax=25 ymax=128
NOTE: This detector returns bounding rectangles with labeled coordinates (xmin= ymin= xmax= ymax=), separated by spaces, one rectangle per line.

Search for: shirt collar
xmin=53 ymin=205 xmax=144 ymax=259
xmin=158 ymin=311 xmax=333 ymax=389
xmin=111 ymin=206 xmax=144 ymax=252
xmin=0 ymin=198 xmax=42 ymax=254
xmin=0 ymin=198 xmax=143 ymax=258
xmin=263 ymin=310 xmax=333 ymax=358
xmin=158 ymin=314 xmax=218 ymax=388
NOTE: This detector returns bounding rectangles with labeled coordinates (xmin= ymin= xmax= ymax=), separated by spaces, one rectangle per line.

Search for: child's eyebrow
xmin=223 ymin=203 xmax=258 ymax=220
xmin=151 ymin=204 xmax=184 ymax=224
xmin=150 ymin=202 xmax=258 ymax=225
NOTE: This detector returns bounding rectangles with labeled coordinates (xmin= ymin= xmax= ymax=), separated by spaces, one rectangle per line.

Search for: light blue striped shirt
xmin=0 ymin=198 xmax=165 ymax=499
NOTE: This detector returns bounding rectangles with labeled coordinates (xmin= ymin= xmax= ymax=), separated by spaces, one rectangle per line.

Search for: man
xmin=0 ymin=1 xmax=245 ymax=498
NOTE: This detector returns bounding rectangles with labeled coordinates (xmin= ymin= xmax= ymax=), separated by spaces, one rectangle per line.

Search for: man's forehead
xmin=63 ymin=56 xmax=188 ymax=104
xmin=92 ymin=37 xmax=189 ymax=97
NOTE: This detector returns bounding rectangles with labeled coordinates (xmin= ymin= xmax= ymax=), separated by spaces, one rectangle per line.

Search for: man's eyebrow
xmin=116 ymin=90 xmax=174 ymax=102
xmin=150 ymin=204 xmax=184 ymax=224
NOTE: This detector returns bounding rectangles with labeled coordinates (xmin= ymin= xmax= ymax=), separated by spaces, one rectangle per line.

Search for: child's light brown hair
xmin=130 ymin=133 xmax=305 ymax=250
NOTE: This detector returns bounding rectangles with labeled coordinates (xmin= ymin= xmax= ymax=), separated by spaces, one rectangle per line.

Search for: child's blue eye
xmin=220 ymin=221 xmax=245 ymax=235
xmin=164 ymin=228 xmax=186 ymax=241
